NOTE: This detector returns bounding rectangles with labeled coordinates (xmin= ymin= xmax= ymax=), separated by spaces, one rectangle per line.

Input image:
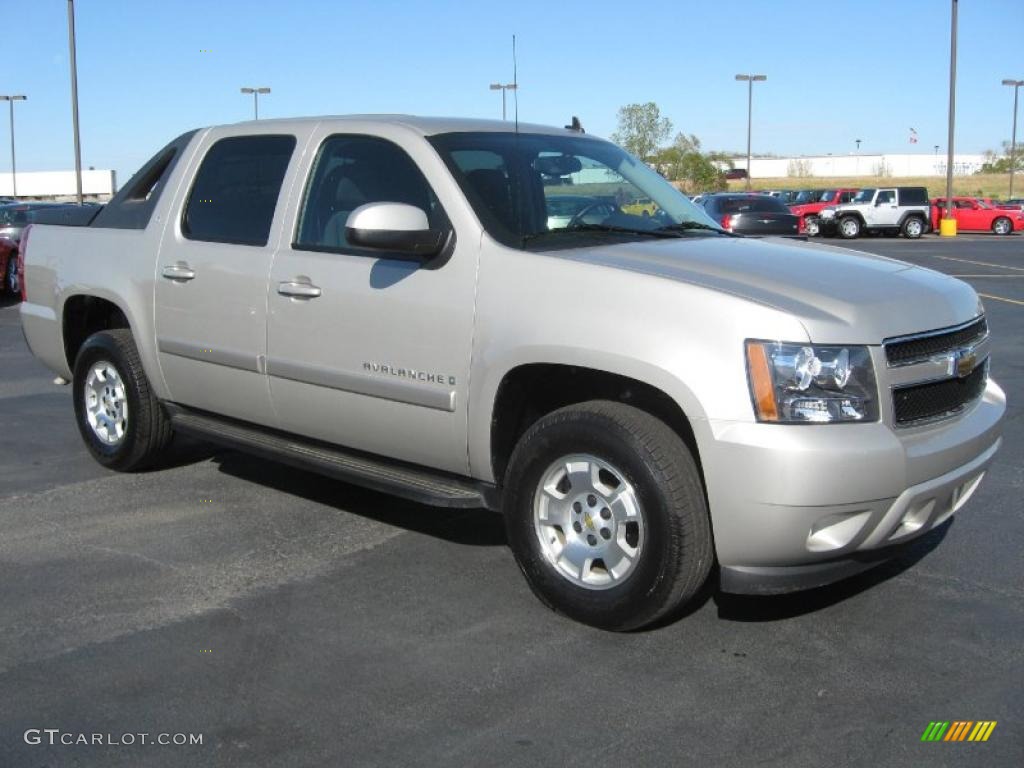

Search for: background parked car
xmin=930 ymin=197 xmax=1024 ymax=235
xmin=790 ymin=188 xmax=859 ymax=235
xmin=0 ymin=236 xmax=18 ymax=296
xmin=0 ymin=202 xmax=102 ymax=243
xmin=699 ymin=193 xmax=800 ymax=236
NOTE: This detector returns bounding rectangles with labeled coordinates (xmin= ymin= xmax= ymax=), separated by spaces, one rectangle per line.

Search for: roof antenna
xmin=565 ymin=116 xmax=584 ymax=133
xmin=512 ymin=34 xmax=519 ymax=131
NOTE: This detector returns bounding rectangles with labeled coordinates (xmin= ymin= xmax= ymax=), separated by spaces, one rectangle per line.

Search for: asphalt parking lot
xmin=1 ymin=234 xmax=1021 ymax=767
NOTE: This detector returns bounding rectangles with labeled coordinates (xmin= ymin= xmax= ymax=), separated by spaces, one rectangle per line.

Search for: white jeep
xmin=819 ymin=186 xmax=931 ymax=239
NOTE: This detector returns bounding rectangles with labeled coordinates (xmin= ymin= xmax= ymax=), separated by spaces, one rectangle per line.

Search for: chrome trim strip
xmin=266 ymin=359 xmax=457 ymax=413
xmin=157 ymin=338 xmax=260 ymax=373
xmin=886 ymin=335 xmax=991 ymax=387
xmin=883 ymin=315 xmax=985 ymax=347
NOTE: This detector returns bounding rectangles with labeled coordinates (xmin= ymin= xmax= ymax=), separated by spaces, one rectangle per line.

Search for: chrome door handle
xmin=161 ymin=263 xmax=196 ymax=281
xmin=277 ymin=280 xmax=322 ymax=299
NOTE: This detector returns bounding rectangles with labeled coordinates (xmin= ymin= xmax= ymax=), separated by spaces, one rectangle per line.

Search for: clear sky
xmin=3 ymin=0 xmax=1022 ymax=184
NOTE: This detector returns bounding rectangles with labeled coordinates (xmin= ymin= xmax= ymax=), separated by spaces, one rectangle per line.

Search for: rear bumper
xmin=705 ymin=379 xmax=1005 ymax=594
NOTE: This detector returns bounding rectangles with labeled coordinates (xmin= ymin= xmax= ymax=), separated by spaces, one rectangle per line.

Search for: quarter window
xmin=182 ymin=135 xmax=296 ymax=246
xmin=294 ymin=135 xmax=443 ymax=252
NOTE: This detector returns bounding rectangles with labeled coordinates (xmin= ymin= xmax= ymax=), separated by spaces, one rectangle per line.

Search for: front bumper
xmin=703 ymin=379 xmax=1005 ymax=594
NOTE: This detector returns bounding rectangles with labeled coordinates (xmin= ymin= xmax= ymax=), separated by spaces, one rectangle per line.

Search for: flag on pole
xmin=909 ymin=128 xmax=919 ymax=144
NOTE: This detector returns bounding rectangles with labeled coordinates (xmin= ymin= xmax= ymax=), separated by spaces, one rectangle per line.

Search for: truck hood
xmin=559 ymin=235 xmax=981 ymax=345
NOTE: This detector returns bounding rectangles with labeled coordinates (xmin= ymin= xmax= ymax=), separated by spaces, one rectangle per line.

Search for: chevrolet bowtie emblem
xmin=952 ymin=348 xmax=977 ymax=379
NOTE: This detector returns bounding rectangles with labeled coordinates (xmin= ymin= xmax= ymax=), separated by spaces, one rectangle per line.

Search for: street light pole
xmin=489 ymin=83 xmax=517 ymax=121
xmin=943 ymin=0 xmax=958 ymax=229
xmin=240 ymin=87 xmax=271 ymax=120
xmin=1001 ymin=79 xmax=1023 ymax=199
xmin=67 ymin=0 xmax=83 ymax=204
xmin=735 ymin=74 xmax=766 ymax=191
xmin=0 ymin=95 xmax=26 ymax=198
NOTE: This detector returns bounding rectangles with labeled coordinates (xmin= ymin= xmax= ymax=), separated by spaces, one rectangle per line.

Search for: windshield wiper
xmin=522 ymin=224 xmax=684 ymax=245
xmin=655 ymin=221 xmax=738 ymax=236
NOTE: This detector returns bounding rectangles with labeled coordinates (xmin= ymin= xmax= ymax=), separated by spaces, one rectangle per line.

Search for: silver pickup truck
xmin=19 ymin=116 xmax=1005 ymax=630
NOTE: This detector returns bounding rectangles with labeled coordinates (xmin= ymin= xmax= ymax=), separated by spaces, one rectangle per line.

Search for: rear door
xmin=264 ymin=128 xmax=478 ymax=475
xmin=153 ymin=130 xmax=299 ymax=426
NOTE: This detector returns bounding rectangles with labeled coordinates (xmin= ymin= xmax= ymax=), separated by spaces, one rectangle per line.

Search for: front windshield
xmin=975 ymin=199 xmax=991 ymax=209
xmin=852 ymin=188 xmax=876 ymax=203
xmin=819 ymin=190 xmax=837 ymax=202
xmin=792 ymin=189 xmax=823 ymax=204
xmin=429 ymin=132 xmax=723 ymax=249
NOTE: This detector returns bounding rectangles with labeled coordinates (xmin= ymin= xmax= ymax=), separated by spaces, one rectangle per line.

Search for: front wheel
xmin=838 ymin=216 xmax=861 ymax=239
xmin=72 ymin=329 xmax=173 ymax=470
xmin=902 ymin=216 xmax=925 ymax=239
xmin=503 ymin=401 xmax=712 ymax=631
xmin=804 ymin=216 xmax=820 ymax=236
xmin=992 ymin=217 xmax=1012 ymax=235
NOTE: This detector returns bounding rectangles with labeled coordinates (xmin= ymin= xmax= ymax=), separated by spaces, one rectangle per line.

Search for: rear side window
xmin=899 ymin=187 xmax=929 ymax=206
xmin=183 ymin=135 xmax=296 ymax=246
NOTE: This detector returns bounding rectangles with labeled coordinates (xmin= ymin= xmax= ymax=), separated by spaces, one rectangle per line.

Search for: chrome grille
xmin=884 ymin=317 xmax=990 ymax=427
xmin=885 ymin=316 xmax=987 ymax=366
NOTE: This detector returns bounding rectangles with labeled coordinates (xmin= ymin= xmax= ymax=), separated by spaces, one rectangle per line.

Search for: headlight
xmin=819 ymin=208 xmax=836 ymax=218
xmin=745 ymin=341 xmax=879 ymax=423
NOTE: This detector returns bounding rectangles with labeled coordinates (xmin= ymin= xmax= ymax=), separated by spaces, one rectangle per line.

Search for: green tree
xmin=611 ymin=103 xmax=672 ymax=161
xmin=652 ymin=132 xmax=726 ymax=193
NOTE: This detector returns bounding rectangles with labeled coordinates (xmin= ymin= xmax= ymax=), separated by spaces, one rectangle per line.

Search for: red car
xmin=931 ymin=197 xmax=1024 ymax=235
xmin=790 ymin=188 xmax=859 ymax=235
xmin=0 ymin=236 xmax=18 ymax=297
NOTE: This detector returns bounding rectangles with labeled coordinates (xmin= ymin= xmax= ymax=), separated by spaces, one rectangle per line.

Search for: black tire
xmin=5 ymin=255 xmax=17 ymax=296
xmin=72 ymin=329 xmax=173 ymax=471
xmin=992 ymin=217 xmax=1012 ymax=236
xmin=838 ymin=216 xmax=861 ymax=239
xmin=901 ymin=216 xmax=925 ymax=239
xmin=503 ymin=401 xmax=712 ymax=631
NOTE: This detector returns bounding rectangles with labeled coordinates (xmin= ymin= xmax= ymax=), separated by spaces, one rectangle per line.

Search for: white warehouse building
xmin=0 ymin=170 xmax=117 ymax=200
xmin=729 ymin=153 xmax=989 ymax=178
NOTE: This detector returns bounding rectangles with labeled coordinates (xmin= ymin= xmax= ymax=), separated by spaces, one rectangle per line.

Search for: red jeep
xmin=789 ymin=188 xmax=859 ymax=235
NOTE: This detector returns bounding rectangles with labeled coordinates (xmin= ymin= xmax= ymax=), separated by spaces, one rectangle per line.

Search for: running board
xmin=165 ymin=404 xmax=498 ymax=510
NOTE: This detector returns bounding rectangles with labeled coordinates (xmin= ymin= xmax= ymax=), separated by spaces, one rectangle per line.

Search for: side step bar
xmin=165 ymin=404 xmax=499 ymax=511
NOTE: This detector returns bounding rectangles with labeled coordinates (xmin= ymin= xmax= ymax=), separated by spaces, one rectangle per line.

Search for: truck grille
xmin=893 ymin=362 xmax=988 ymax=425
xmin=885 ymin=317 xmax=987 ymax=366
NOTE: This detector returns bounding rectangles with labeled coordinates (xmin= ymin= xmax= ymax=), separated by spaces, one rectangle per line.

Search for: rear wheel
xmin=992 ymin=217 xmax=1012 ymax=235
xmin=503 ymin=401 xmax=712 ymax=631
xmin=804 ymin=216 xmax=820 ymax=236
xmin=72 ymin=329 xmax=173 ymax=470
xmin=838 ymin=216 xmax=861 ymax=239
xmin=902 ymin=216 xmax=925 ymax=239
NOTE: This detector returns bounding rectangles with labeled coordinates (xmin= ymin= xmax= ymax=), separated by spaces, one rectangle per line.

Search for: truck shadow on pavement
xmin=204 ymin=447 xmax=951 ymax=625
xmin=209 ymin=450 xmax=508 ymax=547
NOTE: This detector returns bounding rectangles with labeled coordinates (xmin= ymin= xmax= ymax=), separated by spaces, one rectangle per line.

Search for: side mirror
xmin=345 ymin=202 xmax=448 ymax=258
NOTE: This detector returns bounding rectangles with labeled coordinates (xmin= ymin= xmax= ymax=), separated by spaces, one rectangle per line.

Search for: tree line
xmin=609 ymin=102 xmax=731 ymax=193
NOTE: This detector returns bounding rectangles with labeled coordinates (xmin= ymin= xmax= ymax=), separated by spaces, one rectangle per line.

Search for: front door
xmin=867 ymin=188 xmax=899 ymax=227
xmin=265 ymin=130 xmax=477 ymax=475
xmin=154 ymin=131 xmax=298 ymax=426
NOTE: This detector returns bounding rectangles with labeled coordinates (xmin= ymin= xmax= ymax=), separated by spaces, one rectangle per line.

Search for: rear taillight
xmin=720 ymin=214 xmax=733 ymax=231
xmin=17 ymin=223 xmax=31 ymax=302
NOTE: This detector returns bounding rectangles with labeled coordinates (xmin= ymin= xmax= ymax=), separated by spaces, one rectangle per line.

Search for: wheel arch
xmin=484 ymin=360 xmax=707 ymax=491
xmin=62 ymin=293 xmax=134 ymax=371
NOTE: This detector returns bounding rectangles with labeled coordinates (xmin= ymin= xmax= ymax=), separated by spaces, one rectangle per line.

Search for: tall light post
xmin=855 ymin=138 xmax=861 ymax=152
xmin=0 ymin=95 xmax=26 ymax=198
xmin=1001 ymin=78 xmax=1023 ymax=199
xmin=735 ymin=74 xmax=766 ymax=191
xmin=67 ymin=0 xmax=83 ymax=204
xmin=240 ymin=87 xmax=271 ymax=120
xmin=942 ymin=0 xmax=958 ymax=233
xmin=489 ymin=83 xmax=517 ymax=121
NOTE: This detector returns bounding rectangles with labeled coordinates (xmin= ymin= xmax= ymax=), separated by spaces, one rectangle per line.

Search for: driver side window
xmin=294 ymin=135 xmax=442 ymax=252
xmin=876 ymin=190 xmax=895 ymax=205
